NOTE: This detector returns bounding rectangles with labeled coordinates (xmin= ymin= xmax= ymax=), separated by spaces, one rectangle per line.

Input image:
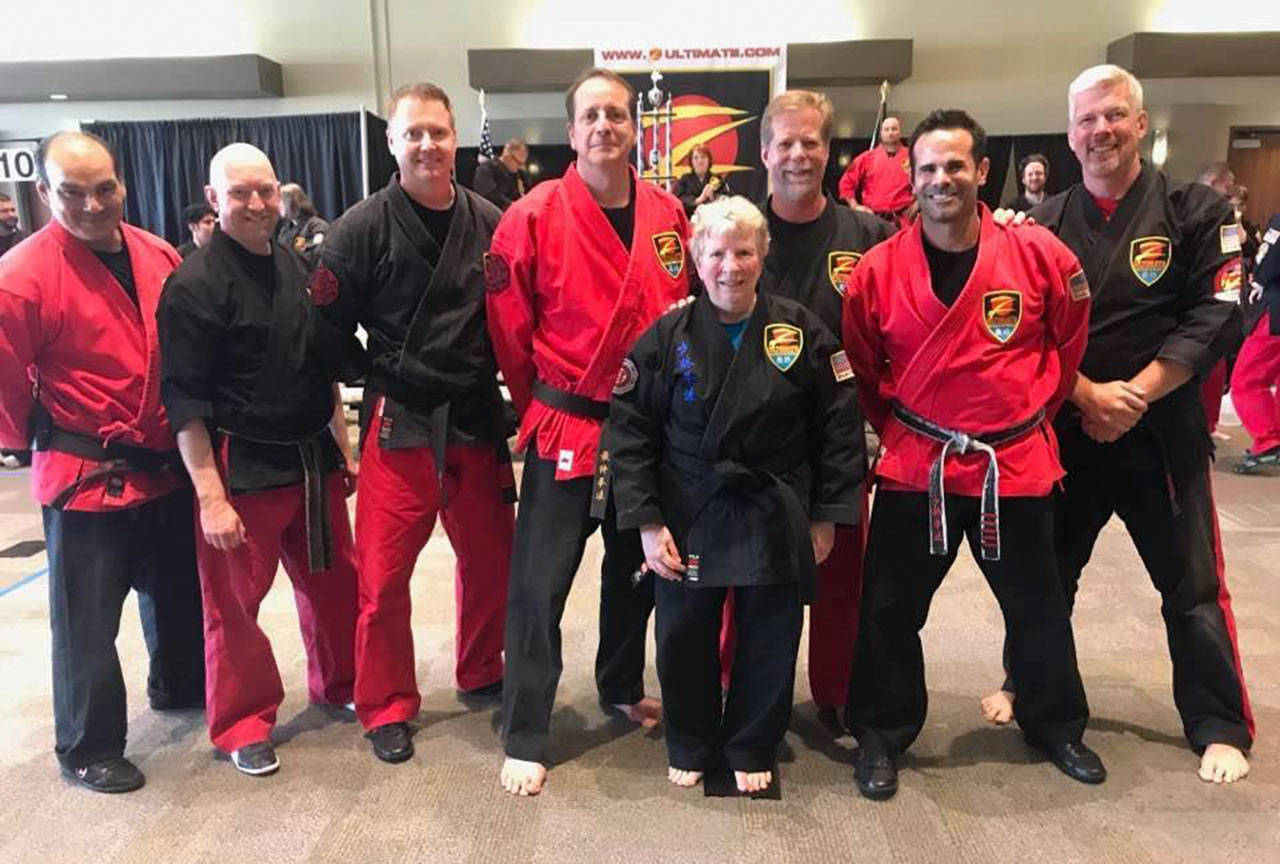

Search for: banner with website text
xmin=595 ymin=45 xmax=786 ymax=203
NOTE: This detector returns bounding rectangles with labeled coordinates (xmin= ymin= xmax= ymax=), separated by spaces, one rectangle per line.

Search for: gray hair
xmin=1068 ymin=64 xmax=1144 ymax=123
xmin=689 ymin=195 xmax=769 ymax=262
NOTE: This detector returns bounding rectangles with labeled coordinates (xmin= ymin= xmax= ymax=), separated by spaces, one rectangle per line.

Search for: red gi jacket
xmin=838 ymin=145 xmax=914 ymax=214
xmin=841 ymin=205 xmax=1091 ymax=496
xmin=486 ymin=165 xmax=690 ymax=480
xmin=0 ymin=220 xmax=183 ymax=510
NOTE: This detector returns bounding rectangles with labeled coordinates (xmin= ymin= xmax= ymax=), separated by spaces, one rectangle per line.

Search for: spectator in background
xmin=473 ymin=138 xmax=530 ymax=211
xmin=673 ymin=144 xmax=731 ymax=217
xmin=1003 ymin=153 xmax=1049 ymax=212
xmin=277 ymin=183 xmax=328 ymax=261
xmin=177 ymin=202 xmax=216 ymax=258
xmin=0 ymin=192 xmax=30 ymax=258
xmin=1196 ymin=162 xmax=1235 ymax=198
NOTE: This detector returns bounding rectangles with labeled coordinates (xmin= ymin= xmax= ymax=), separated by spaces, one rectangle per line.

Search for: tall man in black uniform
xmin=159 ymin=143 xmax=360 ymax=776
xmin=754 ymin=90 xmax=893 ymax=722
xmin=314 ymin=83 xmax=516 ymax=764
xmin=985 ymin=64 xmax=1253 ymax=784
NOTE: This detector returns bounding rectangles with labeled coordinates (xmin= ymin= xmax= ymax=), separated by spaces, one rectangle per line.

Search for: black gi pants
xmin=1053 ymin=426 xmax=1254 ymax=753
xmin=656 ymin=580 xmax=801 ymax=773
xmin=501 ymin=454 xmax=653 ymax=762
xmin=43 ymin=490 xmax=205 ymax=769
xmin=846 ymin=491 xmax=1088 ymax=756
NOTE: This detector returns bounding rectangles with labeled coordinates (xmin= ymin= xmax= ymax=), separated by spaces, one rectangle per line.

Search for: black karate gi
xmin=607 ymin=290 xmax=865 ymax=772
xmin=1028 ymin=163 xmax=1253 ymax=753
xmin=277 ymin=214 xmax=329 ymax=264
xmin=674 ymin=171 xmax=732 ymax=217
xmin=472 ymin=159 xmax=527 ymax=211
xmin=761 ymin=195 xmax=895 ymax=334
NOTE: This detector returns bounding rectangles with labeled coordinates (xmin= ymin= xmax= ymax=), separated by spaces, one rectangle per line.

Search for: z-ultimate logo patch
xmin=1130 ymin=236 xmax=1171 ymax=287
xmin=651 ymin=231 xmax=686 ymax=279
xmin=981 ymin=290 xmax=1022 ymax=344
xmin=764 ymin=323 xmax=804 ymax=372
xmin=827 ymin=250 xmax=862 ymax=297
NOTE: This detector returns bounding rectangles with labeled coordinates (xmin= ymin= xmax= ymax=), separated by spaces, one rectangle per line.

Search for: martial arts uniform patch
xmin=308 ymin=265 xmax=339 ymax=306
xmin=293 ymin=235 xmax=307 ymax=252
xmin=829 ymin=350 xmax=854 ymax=382
xmin=1068 ymin=269 xmax=1091 ymax=301
xmin=827 ymin=250 xmax=862 ymax=297
xmin=1220 ymin=223 xmax=1242 ymax=255
xmin=981 ymin=290 xmax=1022 ymax=344
xmin=763 ymin=323 xmax=803 ymax=372
xmin=651 ymin=231 xmax=686 ymax=279
xmin=1129 ymin=236 xmax=1171 ymax=286
xmin=613 ymin=357 xmax=638 ymax=395
xmin=557 ymin=449 xmax=574 ymax=471
xmin=483 ymin=252 xmax=511 ymax=293
xmin=1214 ymin=257 xmax=1243 ymax=297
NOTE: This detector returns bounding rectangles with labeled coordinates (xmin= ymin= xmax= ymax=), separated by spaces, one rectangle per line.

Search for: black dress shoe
xmin=367 ymin=722 xmax=413 ymax=763
xmin=853 ymin=748 xmax=898 ymax=801
xmin=61 ymin=756 xmax=146 ymax=793
xmin=1032 ymin=739 xmax=1106 ymax=784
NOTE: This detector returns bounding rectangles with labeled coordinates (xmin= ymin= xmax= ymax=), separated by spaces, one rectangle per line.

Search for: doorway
xmin=1227 ymin=128 xmax=1280 ymax=228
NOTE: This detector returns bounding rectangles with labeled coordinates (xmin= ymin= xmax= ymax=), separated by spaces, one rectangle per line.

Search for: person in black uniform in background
xmin=673 ymin=144 xmax=731 ymax=217
xmin=277 ymin=183 xmax=328 ymax=264
xmin=472 ymin=138 xmax=530 ymax=211
xmin=177 ymin=201 xmax=215 ymax=259
xmin=607 ymin=195 xmax=864 ymax=795
xmin=982 ymin=64 xmax=1253 ymax=785
xmin=1002 ymin=153 xmax=1049 ymax=213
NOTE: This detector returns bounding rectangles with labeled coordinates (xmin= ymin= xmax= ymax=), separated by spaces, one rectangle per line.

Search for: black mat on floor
xmin=0 ymin=540 xmax=45 ymax=558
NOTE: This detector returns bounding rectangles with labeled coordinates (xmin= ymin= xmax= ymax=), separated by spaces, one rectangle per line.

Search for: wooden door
xmin=1228 ymin=128 xmax=1280 ymax=227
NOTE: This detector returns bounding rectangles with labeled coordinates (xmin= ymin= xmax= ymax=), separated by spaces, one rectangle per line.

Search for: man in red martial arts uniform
xmin=159 ymin=143 xmax=359 ymax=777
xmin=314 ymin=82 xmax=515 ymax=764
xmin=842 ymin=109 xmax=1102 ymax=800
xmin=486 ymin=67 xmax=690 ymax=796
xmin=0 ymin=131 xmax=205 ymax=793
xmin=838 ymin=115 xmax=916 ymax=228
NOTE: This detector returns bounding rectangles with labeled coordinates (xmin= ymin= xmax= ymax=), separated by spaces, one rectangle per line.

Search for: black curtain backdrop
xmin=364 ymin=111 xmax=398 ymax=194
xmin=86 ymin=113 xmax=364 ymax=247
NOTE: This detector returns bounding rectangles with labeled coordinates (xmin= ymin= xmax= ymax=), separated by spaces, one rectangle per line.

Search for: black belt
xmin=892 ymin=403 xmax=1045 ymax=561
xmin=220 ymin=428 xmax=335 ymax=572
xmin=532 ymin=380 xmax=610 ymax=421
xmin=35 ymin=425 xmax=181 ymax=510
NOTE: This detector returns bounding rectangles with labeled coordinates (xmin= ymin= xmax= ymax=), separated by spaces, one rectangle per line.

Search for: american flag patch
xmin=830 ymin=350 xmax=854 ymax=382
xmin=1220 ymin=223 xmax=1242 ymax=255
xmin=1068 ymin=269 xmax=1091 ymax=301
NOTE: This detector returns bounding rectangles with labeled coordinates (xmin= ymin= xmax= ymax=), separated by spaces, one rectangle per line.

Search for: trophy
xmin=636 ymin=69 xmax=675 ymax=191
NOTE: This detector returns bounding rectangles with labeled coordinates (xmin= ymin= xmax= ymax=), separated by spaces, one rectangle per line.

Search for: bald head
xmin=205 ymin=143 xmax=280 ymax=254
xmin=35 ymin=130 xmax=126 ymax=251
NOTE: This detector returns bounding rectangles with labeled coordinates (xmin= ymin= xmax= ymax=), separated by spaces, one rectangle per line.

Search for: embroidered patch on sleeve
xmin=1068 ymin=269 xmax=1091 ymax=301
xmin=483 ymin=252 xmax=511 ymax=294
xmin=613 ymin=358 xmax=638 ymax=395
xmin=1214 ymin=258 xmax=1242 ymax=297
xmin=829 ymin=350 xmax=854 ymax=382
xmin=1220 ymin=223 xmax=1242 ymax=255
xmin=308 ymin=265 xmax=339 ymax=306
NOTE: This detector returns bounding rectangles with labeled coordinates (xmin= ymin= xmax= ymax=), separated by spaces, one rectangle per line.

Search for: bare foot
xmin=667 ymin=766 xmax=703 ymax=787
xmin=612 ymin=697 xmax=662 ymax=729
xmin=980 ymin=689 xmax=1015 ymax=725
xmin=500 ymin=757 xmax=547 ymax=796
xmin=735 ymin=769 xmax=773 ymax=793
xmin=1198 ymin=743 xmax=1250 ymax=784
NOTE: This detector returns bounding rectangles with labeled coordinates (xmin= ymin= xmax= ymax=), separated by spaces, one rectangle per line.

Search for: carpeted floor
xmin=0 ymin=423 xmax=1276 ymax=863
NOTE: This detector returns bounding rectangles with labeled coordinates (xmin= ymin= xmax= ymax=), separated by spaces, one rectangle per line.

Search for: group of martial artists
xmin=0 ymin=60 xmax=1254 ymax=800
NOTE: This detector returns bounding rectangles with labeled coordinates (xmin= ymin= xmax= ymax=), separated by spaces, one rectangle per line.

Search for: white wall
xmin=5 ymin=0 xmax=1280 ymax=182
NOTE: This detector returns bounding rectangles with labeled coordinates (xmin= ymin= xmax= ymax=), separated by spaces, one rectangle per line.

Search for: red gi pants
xmin=197 ymin=472 xmax=358 ymax=753
xmin=719 ymin=495 xmax=869 ymax=707
xmin=1230 ymin=316 xmax=1280 ymax=453
xmin=353 ymin=411 xmax=514 ymax=730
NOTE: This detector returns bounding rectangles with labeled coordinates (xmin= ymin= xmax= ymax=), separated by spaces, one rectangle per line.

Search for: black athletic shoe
xmin=367 ymin=722 xmax=413 ymax=763
xmin=853 ymin=748 xmax=898 ymax=801
xmin=61 ymin=756 xmax=146 ymax=793
xmin=1030 ymin=739 xmax=1106 ymax=784
xmin=1234 ymin=445 xmax=1280 ymax=474
xmin=231 ymin=741 xmax=279 ymax=776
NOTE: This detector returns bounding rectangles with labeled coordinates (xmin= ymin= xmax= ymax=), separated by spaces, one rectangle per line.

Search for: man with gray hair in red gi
xmin=486 ymin=67 xmax=690 ymax=797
